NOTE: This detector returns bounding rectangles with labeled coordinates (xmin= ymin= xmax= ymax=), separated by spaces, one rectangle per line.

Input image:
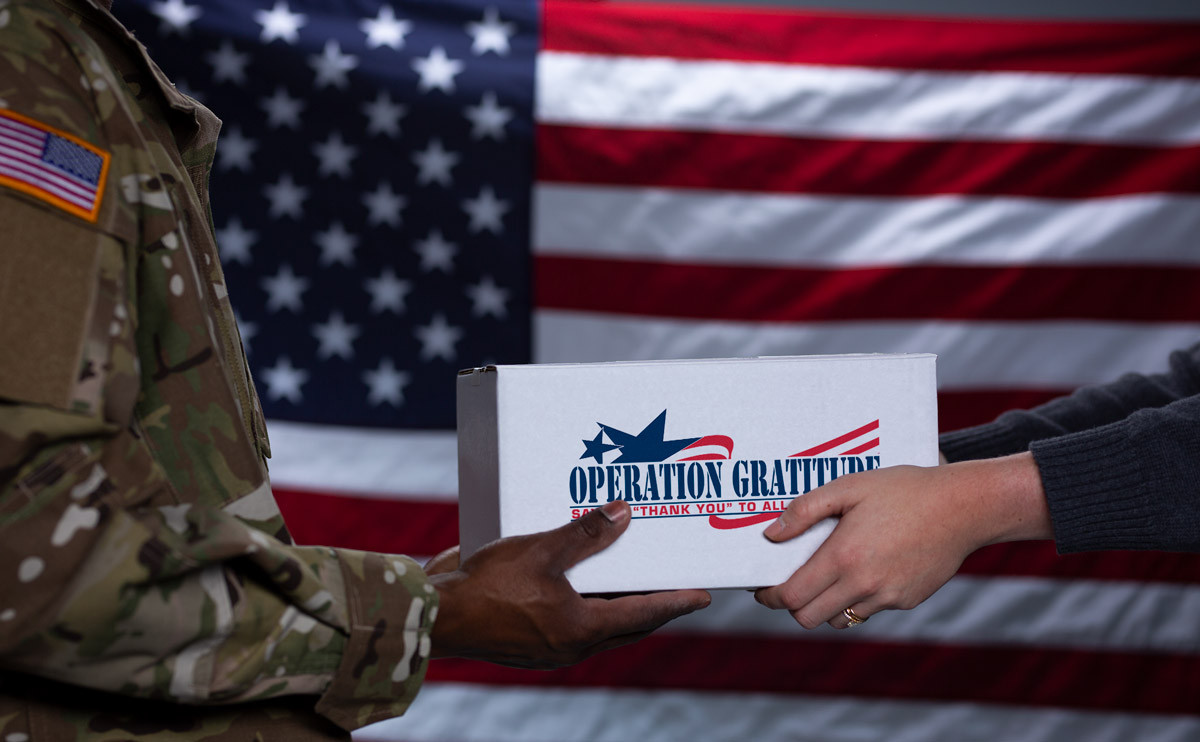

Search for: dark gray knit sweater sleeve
xmin=939 ymin=343 xmax=1200 ymax=553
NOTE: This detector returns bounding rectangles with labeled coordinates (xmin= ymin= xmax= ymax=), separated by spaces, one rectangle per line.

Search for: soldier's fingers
xmin=423 ymin=545 xmax=461 ymax=576
xmin=543 ymin=500 xmax=631 ymax=570
xmin=582 ymin=589 xmax=711 ymax=640
xmin=763 ymin=486 xmax=845 ymax=543
xmin=586 ymin=628 xmax=657 ymax=657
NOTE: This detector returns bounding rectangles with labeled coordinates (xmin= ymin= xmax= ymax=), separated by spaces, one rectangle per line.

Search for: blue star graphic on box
xmin=587 ymin=410 xmax=702 ymax=464
xmin=120 ymin=0 xmax=536 ymax=429
xmin=579 ymin=429 xmax=620 ymax=464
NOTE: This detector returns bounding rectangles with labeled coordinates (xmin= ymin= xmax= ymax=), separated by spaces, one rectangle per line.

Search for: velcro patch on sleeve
xmin=0 ymin=108 xmax=110 ymax=222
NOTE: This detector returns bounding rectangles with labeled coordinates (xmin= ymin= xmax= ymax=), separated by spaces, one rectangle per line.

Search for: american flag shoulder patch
xmin=0 ymin=108 xmax=111 ymax=222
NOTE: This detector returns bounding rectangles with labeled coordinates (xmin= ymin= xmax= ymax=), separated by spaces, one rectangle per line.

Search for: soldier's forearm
xmin=0 ymin=413 xmax=434 ymax=731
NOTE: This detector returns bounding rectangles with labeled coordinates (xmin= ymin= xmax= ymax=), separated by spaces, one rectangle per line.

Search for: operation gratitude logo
xmin=567 ymin=410 xmax=881 ymax=529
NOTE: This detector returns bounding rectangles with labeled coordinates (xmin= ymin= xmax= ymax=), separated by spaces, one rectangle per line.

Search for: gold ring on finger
xmin=842 ymin=607 xmax=868 ymax=626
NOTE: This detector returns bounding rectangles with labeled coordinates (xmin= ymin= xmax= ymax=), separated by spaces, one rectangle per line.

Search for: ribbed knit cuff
xmin=938 ymin=415 xmax=1031 ymax=463
xmin=1030 ymin=425 xmax=1164 ymax=554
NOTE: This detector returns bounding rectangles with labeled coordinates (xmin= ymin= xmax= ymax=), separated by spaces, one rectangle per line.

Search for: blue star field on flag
xmin=121 ymin=0 xmax=537 ymax=429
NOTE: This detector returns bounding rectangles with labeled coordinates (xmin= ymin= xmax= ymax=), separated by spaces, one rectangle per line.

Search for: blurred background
xmin=117 ymin=1 xmax=1200 ymax=739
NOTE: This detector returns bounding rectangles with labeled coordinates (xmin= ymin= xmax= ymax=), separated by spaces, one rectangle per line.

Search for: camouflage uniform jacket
xmin=0 ymin=1 xmax=437 ymax=739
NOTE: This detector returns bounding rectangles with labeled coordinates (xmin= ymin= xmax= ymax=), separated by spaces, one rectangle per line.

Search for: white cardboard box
xmin=456 ymin=354 xmax=938 ymax=593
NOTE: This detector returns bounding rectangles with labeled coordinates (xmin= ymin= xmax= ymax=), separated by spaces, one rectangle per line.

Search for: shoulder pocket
xmin=0 ymin=195 xmax=126 ymax=414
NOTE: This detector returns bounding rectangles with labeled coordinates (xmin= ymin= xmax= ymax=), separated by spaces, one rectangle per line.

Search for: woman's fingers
xmin=763 ymin=484 xmax=847 ymax=542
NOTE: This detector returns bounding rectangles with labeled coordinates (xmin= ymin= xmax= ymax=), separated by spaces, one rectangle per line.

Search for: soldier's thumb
xmin=548 ymin=500 xmax=630 ymax=570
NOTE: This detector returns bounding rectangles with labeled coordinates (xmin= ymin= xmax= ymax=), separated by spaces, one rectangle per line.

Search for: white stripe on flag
xmin=265 ymin=421 xmax=457 ymax=498
xmin=0 ymin=135 xmax=44 ymax=157
xmin=667 ymin=576 xmax=1200 ymax=653
xmin=0 ymin=117 xmax=47 ymax=146
xmin=538 ymin=52 xmax=1200 ymax=145
xmin=355 ymin=683 xmax=1200 ymax=742
xmin=534 ymin=186 xmax=1200 ymax=267
xmin=0 ymin=163 xmax=95 ymax=209
xmin=533 ymin=314 xmax=1199 ymax=388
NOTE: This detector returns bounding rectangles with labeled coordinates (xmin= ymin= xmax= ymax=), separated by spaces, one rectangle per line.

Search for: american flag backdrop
xmin=118 ymin=1 xmax=1200 ymax=739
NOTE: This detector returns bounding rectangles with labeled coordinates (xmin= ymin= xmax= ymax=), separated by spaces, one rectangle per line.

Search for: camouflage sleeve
xmin=0 ymin=418 xmax=438 ymax=732
xmin=0 ymin=404 xmax=438 ymax=731
xmin=0 ymin=1 xmax=435 ymax=732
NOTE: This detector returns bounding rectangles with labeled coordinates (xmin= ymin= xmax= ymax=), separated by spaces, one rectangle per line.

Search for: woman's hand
xmin=754 ymin=452 xmax=1050 ymax=629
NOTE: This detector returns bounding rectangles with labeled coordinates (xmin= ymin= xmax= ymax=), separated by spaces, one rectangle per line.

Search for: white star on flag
xmin=463 ymin=186 xmax=509 ymax=234
xmin=261 ymin=264 xmax=309 ymax=313
xmin=264 ymin=173 xmax=308 ymax=219
xmin=363 ymin=181 xmax=406 ymax=227
xmin=466 ymin=275 xmax=510 ymax=318
xmin=254 ymin=1 xmax=306 ymax=44
xmin=415 ymin=230 xmax=457 ymax=273
xmin=360 ymin=5 xmax=411 ymax=50
xmin=261 ymin=356 xmax=308 ymax=403
xmin=309 ymin=40 xmax=358 ymax=89
xmin=363 ymin=358 xmax=410 ymax=407
xmin=362 ymin=91 xmax=407 ymax=138
xmin=151 ymin=0 xmax=202 ymax=35
xmin=216 ymin=217 xmax=257 ymax=264
xmin=413 ymin=46 xmax=464 ymax=94
xmin=206 ymin=40 xmax=249 ymax=85
xmin=415 ymin=313 xmax=463 ymax=361
xmin=466 ymin=7 xmax=515 ymax=56
xmin=364 ymin=269 xmax=411 ymax=314
xmin=261 ymin=87 xmax=304 ymax=129
xmin=313 ymin=312 xmax=361 ymax=360
xmin=313 ymin=132 xmax=358 ymax=178
xmin=464 ymin=91 xmax=512 ymax=140
xmin=315 ymin=222 xmax=358 ymax=266
xmin=413 ymin=139 xmax=459 ymax=186
xmin=215 ymin=126 xmax=256 ymax=171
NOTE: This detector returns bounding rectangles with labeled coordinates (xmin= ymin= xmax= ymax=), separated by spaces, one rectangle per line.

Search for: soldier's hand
xmin=428 ymin=500 xmax=711 ymax=669
xmin=423 ymin=546 xmax=460 ymax=576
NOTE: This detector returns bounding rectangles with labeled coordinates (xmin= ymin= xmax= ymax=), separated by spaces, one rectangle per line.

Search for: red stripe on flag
xmin=937 ymin=389 xmax=1065 ymax=431
xmin=272 ymin=489 xmax=1200 ymax=584
xmin=962 ymin=541 xmax=1200 ymax=584
xmin=274 ymin=488 xmax=458 ymax=556
xmin=543 ymin=0 xmax=1200 ymax=77
xmin=535 ymin=257 xmax=1200 ymax=323
xmin=428 ymin=633 xmax=1200 ymax=715
xmin=538 ymin=125 xmax=1200 ymax=198
xmin=792 ymin=420 xmax=880 ymax=457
